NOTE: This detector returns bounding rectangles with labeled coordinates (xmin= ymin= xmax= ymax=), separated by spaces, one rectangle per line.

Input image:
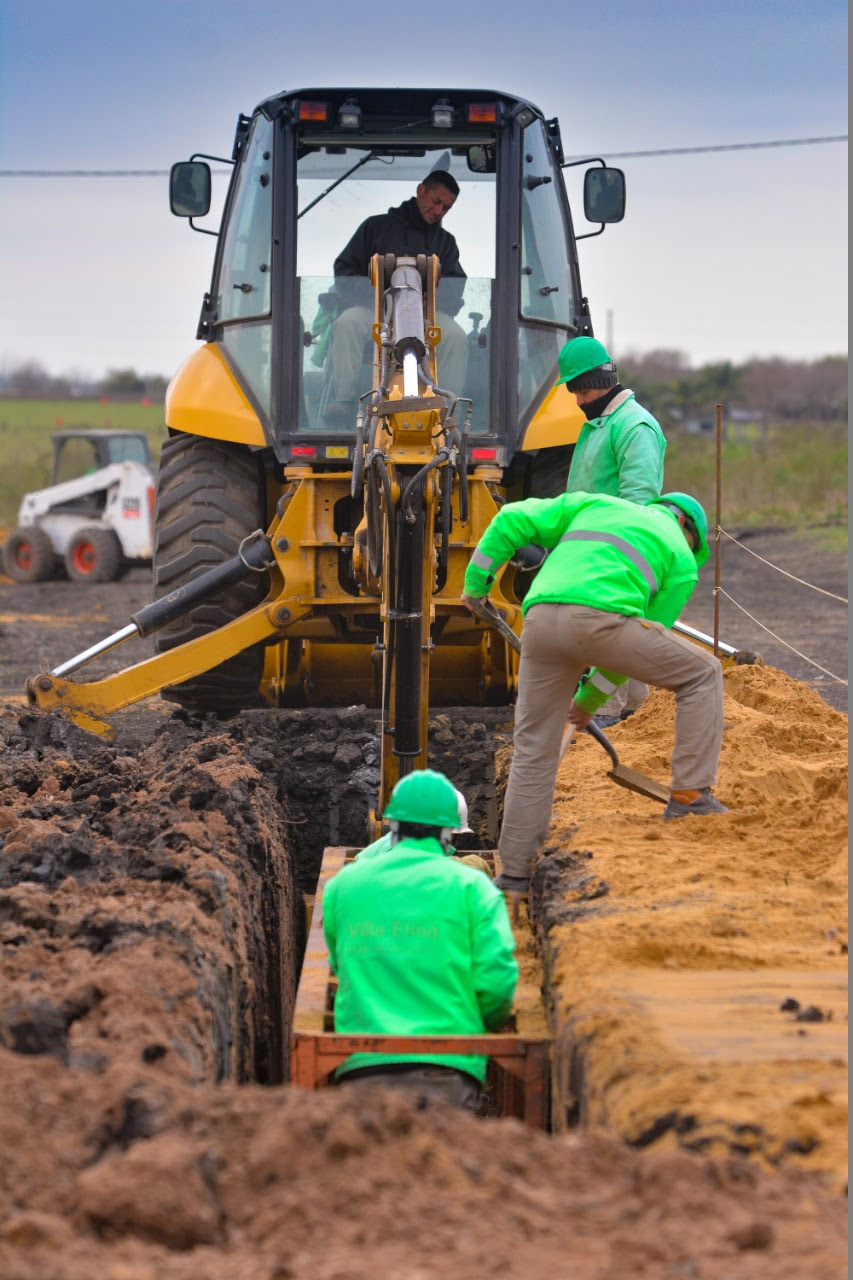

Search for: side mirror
xmin=467 ymin=144 xmax=496 ymax=174
xmin=170 ymin=161 xmax=212 ymax=218
xmin=583 ymin=167 xmax=626 ymax=224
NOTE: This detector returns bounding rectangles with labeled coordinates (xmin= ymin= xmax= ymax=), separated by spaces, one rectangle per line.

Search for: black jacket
xmin=333 ymin=197 xmax=466 ymax=316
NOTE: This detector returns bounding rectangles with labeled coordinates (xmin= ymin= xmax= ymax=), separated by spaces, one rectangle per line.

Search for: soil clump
xmin=0 ymin=532 xmax=848 ymax=1276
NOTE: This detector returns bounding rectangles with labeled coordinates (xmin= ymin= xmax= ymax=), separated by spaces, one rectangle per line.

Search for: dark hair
xmin=422 ymin=169 xmax=459 ymax=197
xmin=394 ymin=820 xmax=444 ymax=841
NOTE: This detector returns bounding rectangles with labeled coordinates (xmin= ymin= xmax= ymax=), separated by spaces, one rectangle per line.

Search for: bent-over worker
xmin=322 ymin=769 xmax=518 ymax=1111
xmin=462 ymin=491 xmax=728 ymax=893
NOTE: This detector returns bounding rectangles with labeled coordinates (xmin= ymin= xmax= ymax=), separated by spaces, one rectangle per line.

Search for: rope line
xmin=715 ymin=587 xmax=848 ymax=685
xmin=718 ymin=527 xmax=848 ymax=603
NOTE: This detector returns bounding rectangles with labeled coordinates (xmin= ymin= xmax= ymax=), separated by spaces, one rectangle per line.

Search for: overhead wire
xmin=0 ymin=134 xmax=847 ymax=177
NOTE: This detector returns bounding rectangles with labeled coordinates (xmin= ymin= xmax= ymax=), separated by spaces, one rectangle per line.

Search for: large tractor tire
xmin=64 ymin=527 xmax=123 ymax=582
xmin=2 ymin=526 xmax=56 ymax=582
xmin=153 ymin=433 xmax=268 ymax=715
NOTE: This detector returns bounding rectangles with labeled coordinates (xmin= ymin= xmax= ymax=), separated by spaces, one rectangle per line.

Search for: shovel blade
xmin=608 ymin=764 xmax=670 ymax=805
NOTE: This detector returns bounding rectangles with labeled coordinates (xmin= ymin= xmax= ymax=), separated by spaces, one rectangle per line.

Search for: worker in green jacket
xmin=557 ymin=336 xmax=666 ymax=504
xmin=462 ymin=491 xmax=727 ymax=893
xmin=323 ymin=769 xmax=518 ymax=1111
xmin=558 ymin=335 xmax=668 ymax=725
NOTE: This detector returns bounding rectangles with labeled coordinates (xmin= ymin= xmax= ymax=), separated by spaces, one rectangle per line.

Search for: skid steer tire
xmin=153 ymin=433 xmax=267 ymax=715
xmin=2 ymin=524 xmax=56 ymax=586
xmin=2 ymin=526 xmax=56 ymax=582
xmin=64 ymin=527 xmax=123 ymax=583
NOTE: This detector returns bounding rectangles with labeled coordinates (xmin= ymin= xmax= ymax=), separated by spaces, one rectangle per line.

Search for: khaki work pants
xmin=498 ymin=603 xmax=724 ymax=879
xmin=329 ymin=305 xmax=469 ymax=402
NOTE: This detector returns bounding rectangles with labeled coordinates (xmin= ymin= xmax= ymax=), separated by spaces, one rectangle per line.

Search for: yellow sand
xmin=539 ymin=665 xmax=847 ymax=1186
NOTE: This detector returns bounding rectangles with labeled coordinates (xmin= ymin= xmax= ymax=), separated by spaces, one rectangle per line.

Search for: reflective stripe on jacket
xmin=463 ymin=492 xmax=698 ymax=713
xmin=323 ymin=836 xmax=518 ymax=1082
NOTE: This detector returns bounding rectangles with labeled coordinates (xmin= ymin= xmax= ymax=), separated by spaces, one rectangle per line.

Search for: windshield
xmin=295 ymin=147 xmax=496 ymax=433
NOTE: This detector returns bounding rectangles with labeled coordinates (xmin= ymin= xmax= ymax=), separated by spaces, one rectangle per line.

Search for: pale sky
xmin=0 ymin=0 xmax=847 ymax=381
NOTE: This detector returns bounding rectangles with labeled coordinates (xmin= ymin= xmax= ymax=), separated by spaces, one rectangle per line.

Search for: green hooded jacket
xmin=567 ymin=390 xmax=666 ymax=503
xmin=463 ymin=491 xmax=698 ymax=713
xmin=323 ymin=835 xmax=518 ymax=1081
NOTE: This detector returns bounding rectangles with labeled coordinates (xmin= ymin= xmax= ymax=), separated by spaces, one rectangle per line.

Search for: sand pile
xmin=533 ymin=663 xmax=848 ymax=1185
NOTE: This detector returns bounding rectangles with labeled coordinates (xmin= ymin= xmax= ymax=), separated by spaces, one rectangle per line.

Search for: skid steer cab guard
xmin=4 ymin=430 xmax=156 ymax=585
xmin=27 ymin=88 xmax=626 ymax=825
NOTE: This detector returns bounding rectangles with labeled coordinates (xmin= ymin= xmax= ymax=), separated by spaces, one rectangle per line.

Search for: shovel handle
xmin=559 ymin=723 xmax=576 ymax=763
xmin=583 ymin=718 xmax=620 ymax=770
xmin=470 ymin=598 xmax=625 ymax=774
xmin=468 ymin=597 xmax=522 ymax=653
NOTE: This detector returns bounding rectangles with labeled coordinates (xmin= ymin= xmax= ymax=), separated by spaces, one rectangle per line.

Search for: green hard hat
xmin=556 ymin=336 xmax=617 ymax=389
xmin=384 ymin=769 xmax=462 ymax=827
xmin=650 ymin=492 xmax=710 ymax=568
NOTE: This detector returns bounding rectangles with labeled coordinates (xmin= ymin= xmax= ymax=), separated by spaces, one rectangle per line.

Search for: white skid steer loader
xmin=2 ymin=429 xmax=156 ymax=584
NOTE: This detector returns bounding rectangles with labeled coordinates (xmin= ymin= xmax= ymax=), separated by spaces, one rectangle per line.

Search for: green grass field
xmin=0 ymin=399 xmax=846 ymax=536
xmin=661 ymin=423 xmax=848 ymax=530
xmin=0 ymin=399 xmax=166 ymax=531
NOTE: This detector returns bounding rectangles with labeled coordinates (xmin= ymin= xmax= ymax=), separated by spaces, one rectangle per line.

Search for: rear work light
xmin=471 ymin=448 xmax=497 ymax=461
xmin=467 ymin=103 xmax=498 ymax=124
xmin=298 ymin=101 xmax=328 ymax=122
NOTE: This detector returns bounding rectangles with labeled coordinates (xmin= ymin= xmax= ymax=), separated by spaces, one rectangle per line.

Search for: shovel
xmin=470 ymin=597 xmax=670 ymax=806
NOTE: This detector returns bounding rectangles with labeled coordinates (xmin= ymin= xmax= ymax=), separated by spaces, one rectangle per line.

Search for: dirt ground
xmin=0 ymin=528 xmax=847 ymax=1279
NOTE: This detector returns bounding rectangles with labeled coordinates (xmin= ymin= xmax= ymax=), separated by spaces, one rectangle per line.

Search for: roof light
xmin=298 ymin=100 xmax=328 ymax=123
xmin=291 ymin=445 xmax=317 ymax=457
xmin=431 ymin=98 xmax=454 ymax=128
xmin=468 ymin=103 xmax=497 ymax=124
xmin=510 ymin=103 xmax=536 ymax=128
xmin=471 ymin=448 xmax=497 ymax=461
xmin=338 ymin=98 xmax=362 ymax=130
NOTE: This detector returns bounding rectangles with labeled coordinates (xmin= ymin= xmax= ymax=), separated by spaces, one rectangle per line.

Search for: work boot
xmin=664 ymin=788 xmax=729 ymax=819
xmin=494 ymin=872 xmax=529 ymax=893
xmin=593 ymin=714 xmax=621 ymax=729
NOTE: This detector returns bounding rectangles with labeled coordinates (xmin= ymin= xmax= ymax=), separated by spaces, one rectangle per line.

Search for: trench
xmin=0 ymin=704 xmax=535 ymax=1103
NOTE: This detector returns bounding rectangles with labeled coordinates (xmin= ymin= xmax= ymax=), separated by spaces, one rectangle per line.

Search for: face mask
xmin=580 ymin=385 xmax=622 ymax=420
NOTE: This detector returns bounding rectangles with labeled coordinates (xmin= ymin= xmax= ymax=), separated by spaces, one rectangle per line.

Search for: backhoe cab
xmin=26 ymin=88 xmax=625 ymax=823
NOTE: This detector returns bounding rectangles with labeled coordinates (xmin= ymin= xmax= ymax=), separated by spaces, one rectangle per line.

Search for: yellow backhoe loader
xmin=26 ymin=86 xmax=636 ymax=824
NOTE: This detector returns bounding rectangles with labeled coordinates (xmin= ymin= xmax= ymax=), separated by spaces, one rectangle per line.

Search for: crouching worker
xmin=322 ymin=769 xmax=518 ymax=1112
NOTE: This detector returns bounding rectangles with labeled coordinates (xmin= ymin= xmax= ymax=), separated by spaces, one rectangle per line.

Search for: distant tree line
xmin=617 ymin=351 xmax=847 ymax=435
xmin=0 ymin=361 xmax=169 ymax=401
xmin=0 ymin=352 xmax=847 ymax=428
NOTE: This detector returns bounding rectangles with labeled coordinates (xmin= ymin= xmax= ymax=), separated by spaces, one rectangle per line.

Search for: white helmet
xmin=453 ymin=789 xmax=474 ymax=835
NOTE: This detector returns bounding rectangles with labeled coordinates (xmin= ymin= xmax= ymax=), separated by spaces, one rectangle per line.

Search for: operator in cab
xmin=325 ymin=170 xmax=470 ymax=418
xmin=322 ymin=769 xmax=518 ymax=1112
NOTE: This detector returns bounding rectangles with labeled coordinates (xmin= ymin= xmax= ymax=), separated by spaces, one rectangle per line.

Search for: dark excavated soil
xmin=0 ymin=530 xmax=847 ymax=1278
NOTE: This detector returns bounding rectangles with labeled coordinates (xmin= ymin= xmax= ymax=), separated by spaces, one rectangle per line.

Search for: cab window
xmin=518 ymin=120 xmax=575 ymax=422
xmin=216 ymin=115 xmax=274 ymax=417
xmin=295 ymin=148 xmax=497 ymax=433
